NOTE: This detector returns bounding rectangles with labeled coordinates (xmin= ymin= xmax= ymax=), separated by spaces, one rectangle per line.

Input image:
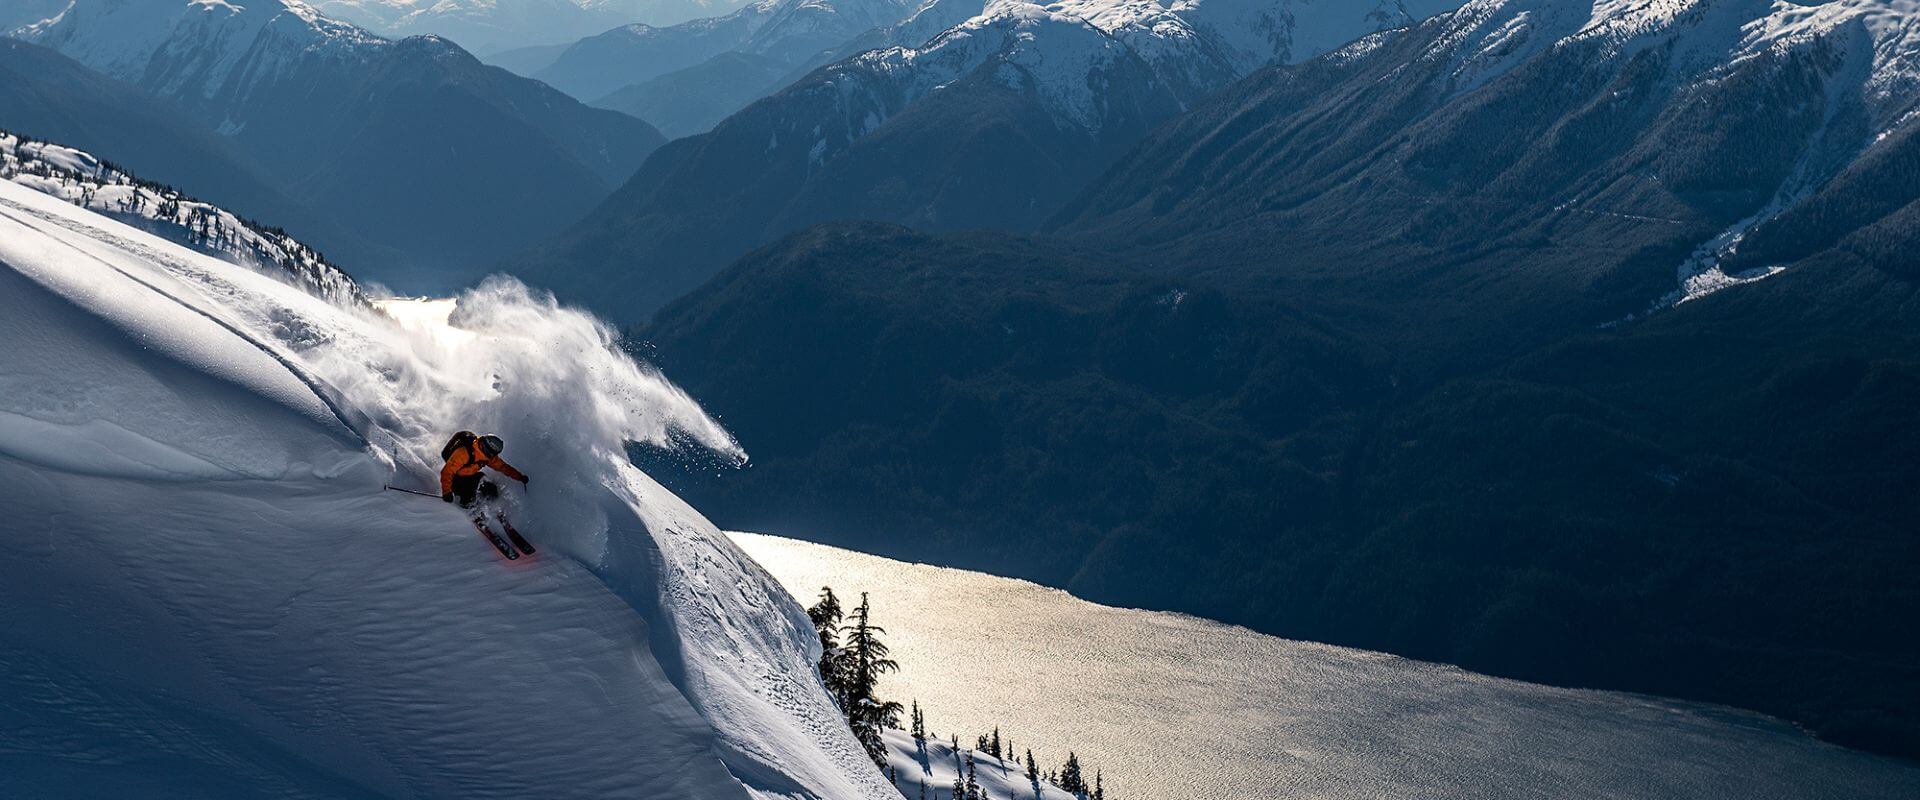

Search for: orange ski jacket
xmin=440 ymin=439 xmax=526 ymax=494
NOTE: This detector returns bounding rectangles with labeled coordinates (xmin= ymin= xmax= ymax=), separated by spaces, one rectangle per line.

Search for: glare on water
xmin=729 ymin=532 xmax=1920 ymax=800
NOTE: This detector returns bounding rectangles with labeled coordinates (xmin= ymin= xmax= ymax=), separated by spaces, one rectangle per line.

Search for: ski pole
xmin=383 ymin=485 xmax=441 ymax=499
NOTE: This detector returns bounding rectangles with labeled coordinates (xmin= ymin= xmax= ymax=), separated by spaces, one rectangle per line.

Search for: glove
xmin=442 ymin=492 xmax=454 ymax=503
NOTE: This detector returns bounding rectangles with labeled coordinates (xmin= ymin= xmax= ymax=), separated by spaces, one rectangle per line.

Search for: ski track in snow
xmin=0 ymin=177 xmax=895 ymax=800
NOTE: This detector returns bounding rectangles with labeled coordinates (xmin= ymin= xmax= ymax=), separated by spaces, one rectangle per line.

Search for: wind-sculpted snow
xmin=0 ymin=177 xmax=894 ymax=799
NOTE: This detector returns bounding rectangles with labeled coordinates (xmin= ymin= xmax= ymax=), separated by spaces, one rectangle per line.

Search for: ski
xmin=495 ymin=513 xmax=535 ymax=555
xmin=471 ymin=517 xmax=519 ymax=560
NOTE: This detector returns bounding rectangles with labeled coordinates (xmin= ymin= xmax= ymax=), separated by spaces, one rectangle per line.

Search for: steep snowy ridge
xmin=0 ymin=130 xmax=365 ymax=307
xmin=0 ymin=174 xmax=893 ymax=798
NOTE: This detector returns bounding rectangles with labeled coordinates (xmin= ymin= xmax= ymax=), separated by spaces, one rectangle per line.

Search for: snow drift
xmin=0 ymin=175 xmax=894 ymax=799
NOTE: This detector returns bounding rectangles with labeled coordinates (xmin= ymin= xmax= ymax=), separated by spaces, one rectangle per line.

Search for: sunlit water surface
xmin=729 ymin=532 xmax=1920 ymax=800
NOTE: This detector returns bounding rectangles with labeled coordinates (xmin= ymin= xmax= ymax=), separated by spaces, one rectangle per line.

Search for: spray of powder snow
xmin=285 ymin=277 xmax=747 ymax=558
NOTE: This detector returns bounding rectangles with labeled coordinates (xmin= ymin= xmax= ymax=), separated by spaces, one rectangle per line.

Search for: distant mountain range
xmin=316 ymin=0 xmax=757 ymax=53
xmin=518 ymin=0 xmax=1461 ymax=320
xmin=529 ymin=0 xmax=918 ymax=101
xmin=635 ymin=0 xmax=1920 ymax=759
xmin=8 ymin=0 xmax=665 ymax=289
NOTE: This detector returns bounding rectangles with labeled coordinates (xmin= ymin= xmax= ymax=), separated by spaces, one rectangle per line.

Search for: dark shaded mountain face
xmin=0 ymin=39 xmax=400 ymax=269
xmin=592 ymin=50 xmax=793 ymax=138
xmin=19 ymin=0 xmax=665 ymax=289
xmin=637 ymin=0 xmax=1920 ymax=758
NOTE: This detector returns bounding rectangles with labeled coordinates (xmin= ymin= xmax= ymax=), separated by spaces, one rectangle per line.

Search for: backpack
xmin=441 ymin=430 xmax=477 ymax=460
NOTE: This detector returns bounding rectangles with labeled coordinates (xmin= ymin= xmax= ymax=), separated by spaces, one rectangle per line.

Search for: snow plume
xmin=314 ymin=276 xmax=750 ymax=562
xmin=344 ymin=279 xmax=743 ymax=489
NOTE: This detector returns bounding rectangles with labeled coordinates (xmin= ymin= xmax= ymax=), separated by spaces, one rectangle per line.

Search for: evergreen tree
xmin=841 ymin=592 xmax=903 ymax=767
xmin=989 ymin=727 xmax=1002 ymax=759
xmin=1059 ymin=752 xmax=1086 ymax=794
xmin=911 ymin=700 xmax=926 ymax=741
xmin=1025 ymin=749 xmax=1038 ymax=783
xmin=806 ymin=587 xmax=850 ymax=708
xmin=963 ymin=753 xmax=980 ymax=800
xmin=1092 ymin=770 xmax=1105 ymax=800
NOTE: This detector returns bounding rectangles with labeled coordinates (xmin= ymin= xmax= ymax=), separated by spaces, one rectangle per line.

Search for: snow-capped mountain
xmin=0 ymin=162 xmax=896 ymax=797
xmin=518 ymin=0 xmax=1463 ymax=320
xmin=2 ymin=129 xmax=366 ymax=307
xmin=14 ymin=0 xmax=666 ymax=288
xmin=1060 ymin=0 xmax=1920 ymax=314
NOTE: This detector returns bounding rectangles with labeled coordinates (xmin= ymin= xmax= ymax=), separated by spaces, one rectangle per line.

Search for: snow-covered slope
xmin=885 ymin=730 xmax=1080 ymax=800
xmin=1 ymin=130 xmax=364 ymax=307
xmin=0 ymin=175 xmax=895 ymax=799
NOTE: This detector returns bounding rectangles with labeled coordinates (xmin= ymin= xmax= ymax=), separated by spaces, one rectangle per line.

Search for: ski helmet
xmin=478 ymin=434 xmax=504 ymax=456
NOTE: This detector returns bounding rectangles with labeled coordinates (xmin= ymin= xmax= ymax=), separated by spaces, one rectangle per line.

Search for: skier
xmin=440 ymin=431 xmax=529 ymax=508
